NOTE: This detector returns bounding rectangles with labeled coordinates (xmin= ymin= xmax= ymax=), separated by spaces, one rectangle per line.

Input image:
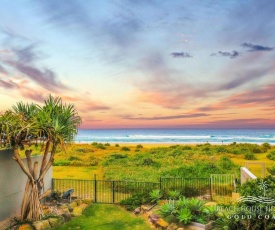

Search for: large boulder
xmin=33 ymin=220 xmax=51 ymax=230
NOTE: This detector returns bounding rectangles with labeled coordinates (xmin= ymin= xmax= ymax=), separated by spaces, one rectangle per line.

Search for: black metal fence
xmin=52 ymin=177 xmax=213 ymax=203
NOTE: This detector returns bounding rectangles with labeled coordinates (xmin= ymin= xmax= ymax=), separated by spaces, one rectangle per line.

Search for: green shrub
xmin=53 ymin=160 xmax=70 ymax=166
xmin=68 ymin=156 xmax=81 ymax=161
xmin=91 ymin=142 xmax=98 ymax=146
xmin=110 ymin=153 xmax=128 ymax=159
xmin=266 ymin=150 xmax=275 ymax=161
xmin=244 ymin=152 xmax=256 ymax=160
xmin=262 ymin=142 xmax=271 ymax=152
xmin=104 ymin=143 xmax=110 ymax=146
xmin=115 ymin=144 xmax=120 ymax=147
xmin=119 ymin=193 xmax=150 ymax=211
xmin=218 ymin=156 xmax=235 ymax=170
xmin=267 ymin=166 xmax=275 ymax=176
xmin=216 ymin=146 xmax=227 ymax=153
xmin=136 ymin=144 xmax=143 ymax=149
xmin=121 ymin=146 xmax=130 ymax=151
xmin=182 ymin=145 xmax=192 ymax=150
xmin=96 ymin=143 xmax=106 ymax=149
xmin=89 ymin=156 xmax=99 ymax=166
xmin=76 ymin=148 xmax=85 ymax=152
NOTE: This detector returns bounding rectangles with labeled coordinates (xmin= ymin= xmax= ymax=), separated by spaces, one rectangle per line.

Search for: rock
xmin=62 ymin=213 xmax=72 ymax=222
xmin=148 ymin=213 xmax=160 ymax=224
xmin=48 ymin=218 xmax=59 ymax=228
xmin=167 ymin=223 xmax=178 ymax=230
xmin=82 ymin=198 xmax=92 ymax=204
xmin=61 ymin=207 xmax=71 ymax=214
xmin=75 ymin=199 xmax=83 ymax=205
xmin=18 ymin=224 xmax=33 ymax=230
xmin=134 ymin=207 xmax=141 ymax=215
xmin=73 ymin=203 xmax=88 ymax=216
xmin=156 ymin=218 xmax=169 ymax=228
xmin=69 ymin=201 xmax=78 ymax=208
xmin=59 ymin=203 xmax=68 ymax=209
xmin=33 ymin=220 xmax=51 ymax=230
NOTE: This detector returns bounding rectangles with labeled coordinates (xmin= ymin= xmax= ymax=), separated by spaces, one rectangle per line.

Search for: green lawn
xmin=54 ymin=204 xmax=151 ymax=230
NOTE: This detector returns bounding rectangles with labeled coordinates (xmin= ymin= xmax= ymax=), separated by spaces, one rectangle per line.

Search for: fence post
xmin=209 ymin=177 xmax=212 ymax=201
xmin=112 ymin=181 xmax=115 ymax=203
xmin=94 ymin=174 xmax=97 ymax=203
xmin=52 ymin=178 xmax=54 ymax=190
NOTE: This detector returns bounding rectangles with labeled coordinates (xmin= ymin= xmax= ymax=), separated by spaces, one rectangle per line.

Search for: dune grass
xmin=54 ymin=204 xmax=151 ymax=230
xmin=21 ymin=142 xmax=275 ymax=180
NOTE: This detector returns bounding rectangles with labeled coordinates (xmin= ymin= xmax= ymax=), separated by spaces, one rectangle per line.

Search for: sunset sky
xmin=0 ymin=0 xmax=275 ymax=129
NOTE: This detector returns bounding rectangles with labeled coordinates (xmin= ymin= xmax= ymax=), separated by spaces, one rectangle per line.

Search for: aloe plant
xmin=159 ymin=200 xmax=176 ymax=217
xmin=175 ymin=197 xmax=188 ymax=209
xmin=186 ymin=198 xmax=206 ymax=214
xmin=149 ymin=189 xmax=163 ymax=203
xmin=177 ymin=207 xmax=193 ymax=225
xmin=168 ymin=190 xmax=180 ymax=199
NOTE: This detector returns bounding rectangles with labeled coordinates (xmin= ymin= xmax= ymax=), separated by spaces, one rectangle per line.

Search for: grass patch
xmin=54 ymin=204 xmax=151 ymax=230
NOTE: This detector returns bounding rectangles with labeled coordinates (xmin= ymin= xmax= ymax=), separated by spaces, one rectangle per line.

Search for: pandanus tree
xmin=0 ymin=95 xmax=81 ymax=221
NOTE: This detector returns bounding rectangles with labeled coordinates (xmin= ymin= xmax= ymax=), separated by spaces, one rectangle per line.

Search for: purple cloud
xmin=241 ymin=42 xmax=274 ymax=52
xmin=171 ymin=52 xmax=192 ymax=58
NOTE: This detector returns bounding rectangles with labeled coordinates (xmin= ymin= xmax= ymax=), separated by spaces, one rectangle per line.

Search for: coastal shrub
xmin=262 ymin=142 xmax=271 ymax=152
xmin=266 ymin=150 xmax=275 ymax=161
xmin=115 ymin=144 xmax=120 ymax=147
xmin=121 ymin=146 xmax=130 ymax=151
xmin=53 ymin=160 xmax=70 ymax=166
xmin=68 ymin=156 xmax=81 ymax=161
xmin=76 ymin=148 xmax=85 ymax=153
xmin=267 ymin=166 xmax=275 ymax=176
xmin=182 ymin=145 xmax=192 ymax=150
xmin=168 ymin=149 xmax=184 ymax=157
xmin=110 ymin=153 xmax=128 ymax=159
xmin=119 ymin=193 xmax=150 ymax=211
xmin=70 ymin=160 xmax=83 ymax=166
xmin=141 ymin=158 xmax=159 ymax=167
xmin=89 ymin=156 xmax=99 ymax=166
xmin=95 ymin=143 xmax=106 ymax=149
xmin=218 ymin=156 xmax=235 ymax=170
xmin=216 ymin=146 xmax=227 ymax=153
xmin=244 ymin=152 xmax=256 ymax=160
xmin=91 ymin=142 xmax=98 ymax=146
xmin=104 ymin=143 xmax=110 ymax=146
xmin=136 ymin=144 xmax=143 ymax=149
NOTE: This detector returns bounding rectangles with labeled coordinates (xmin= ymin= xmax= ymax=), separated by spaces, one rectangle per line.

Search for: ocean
xmin=75 ymin=129 xmax=275 ymax=144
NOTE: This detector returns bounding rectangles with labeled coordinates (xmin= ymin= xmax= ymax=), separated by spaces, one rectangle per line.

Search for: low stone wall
xmin=241 ymin=167 xmax=257 ymax=184
xmin=0 ymin=150 xmax=52 ymax=221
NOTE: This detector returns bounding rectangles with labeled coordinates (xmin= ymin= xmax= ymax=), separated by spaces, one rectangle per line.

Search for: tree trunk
xmin=21 ymin=179 xmax=43 ymax=221
xmin=13 ymin=148 xmax=53 ymax=221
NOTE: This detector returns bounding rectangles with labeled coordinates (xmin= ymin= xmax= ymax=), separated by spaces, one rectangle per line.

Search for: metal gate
xmin=210 ymin=174 xmax=235 ymax=202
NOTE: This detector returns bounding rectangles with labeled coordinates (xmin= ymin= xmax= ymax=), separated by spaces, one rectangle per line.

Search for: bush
xmin=76 ymin=148 xmax=85 ymax=152
xmin=115 ymin=144 xmax=120 ymax=147
xmin=89 ymin=156 xmax=99 ymax=166
xmin=110 ymin=153 xmax=128 ymax=159
xmin=119 ymin=193 xmax=150 ymax=210
xmin=218 ymin=156 xmax=235 ymax=170
xmin=244 ymin=152 xmax=256 ymax=160
xmin=104 ymin=143 xmax=110 ymax=146
xmin=262 ymin=142 xmax=271 ymax=152
xmin=182 ymin=145 xmax=192 ymax=150
xmin=121 ymin=146 xmax=130 ymax=151
xmin=68 ymin=156 xmax=81 ymax=161
xmin=266 ymin=150 xmax=275 ymax=161
xmin=53 ymin=160 xmax=70 ymax=166
xmin=136 ymin=144 xmax=143 ymax=149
